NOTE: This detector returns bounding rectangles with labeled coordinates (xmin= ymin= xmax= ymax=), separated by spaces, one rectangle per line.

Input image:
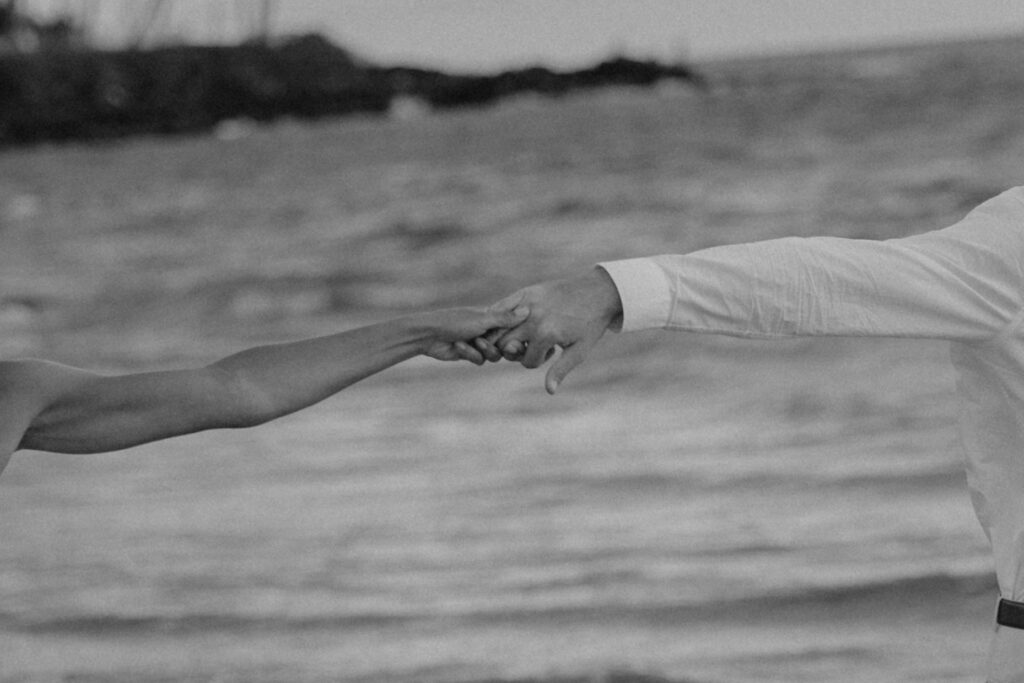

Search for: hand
xmin=420 ymin=302 xmax=528 ymax=364
xmin=487 ymin=267 xmax=622 ymax=394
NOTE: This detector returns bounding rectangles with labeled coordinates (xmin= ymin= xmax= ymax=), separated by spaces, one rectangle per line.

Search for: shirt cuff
xmin=597 ymin=258 xmax=673 ymax=332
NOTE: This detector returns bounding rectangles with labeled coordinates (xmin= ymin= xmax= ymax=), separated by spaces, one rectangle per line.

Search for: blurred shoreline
xmin=0 ymin=32 xmax=706 ymax=148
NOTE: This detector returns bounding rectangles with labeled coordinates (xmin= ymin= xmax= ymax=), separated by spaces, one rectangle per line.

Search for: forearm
xmin=12 ymin=304 xmax=521 ymax=455
xmin=602 ymin=190 xmax=1024 ymax=342
xmin=666 ymin=236 xmax=1014 ymax=340
xmin=209 ymin=314 xmax=434 ymax=423
xmin=15 ymin=316 xmax=435 ymax=454
xmin=603 ymin=229 xmax=1023 ymax=343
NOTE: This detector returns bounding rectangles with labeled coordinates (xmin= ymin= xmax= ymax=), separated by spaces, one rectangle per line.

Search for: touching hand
xmin=420 ymin=302 xmax=528 ymax=364
xmin=485 ymin=267 xmax=622 ymax=394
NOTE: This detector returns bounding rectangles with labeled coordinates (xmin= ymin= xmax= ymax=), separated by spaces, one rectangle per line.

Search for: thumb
xmin=489 ymin=304 xmax=529 ymax=329
xmin=486 ymin=293 xmax=528 ymax=328
xmin=489 ymin=290 xmax=526 ymax=315
xmin=545 ymin=342 xmax=589 ymax=395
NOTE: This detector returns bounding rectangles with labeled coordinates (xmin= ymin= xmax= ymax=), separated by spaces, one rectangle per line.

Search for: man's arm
xmin=1 ymin=305 xmax=524 ymax=459
xmin=487 ymin=188 xmax=1024 ymax=393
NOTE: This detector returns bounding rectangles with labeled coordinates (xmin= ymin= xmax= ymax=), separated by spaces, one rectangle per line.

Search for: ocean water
xmin=4 ymin=37 xmax=1024 ymax=682
xmin=1 ymin=336 xmax=997 ymax=682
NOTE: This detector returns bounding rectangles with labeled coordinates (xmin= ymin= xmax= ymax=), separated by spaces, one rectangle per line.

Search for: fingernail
xmin=513 ymin=306 xmax=528 ymax=318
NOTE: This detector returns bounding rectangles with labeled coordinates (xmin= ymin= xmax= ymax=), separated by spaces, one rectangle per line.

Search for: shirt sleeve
xmin=599 ymin=187 xmax=1024 ymax=342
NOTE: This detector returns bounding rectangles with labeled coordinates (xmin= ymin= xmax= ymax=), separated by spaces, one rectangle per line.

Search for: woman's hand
xmin=419 ymin=302 xmax=527 ymax=364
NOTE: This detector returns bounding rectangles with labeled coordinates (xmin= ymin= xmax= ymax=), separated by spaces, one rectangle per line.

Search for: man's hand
xmin=484 ymin=267 xmax=623 ymax=394
xmin=419 ymin=303 xmax=528 ymax=364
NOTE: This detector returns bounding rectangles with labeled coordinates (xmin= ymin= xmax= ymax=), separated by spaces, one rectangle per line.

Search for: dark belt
xmin=997 ymin=598 xmax=1024 ymax=629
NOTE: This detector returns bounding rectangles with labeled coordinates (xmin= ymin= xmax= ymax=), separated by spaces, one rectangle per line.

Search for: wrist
xmin=589 ymin=266 xmax=624 ymax=324
xmin=400 ymin=312 xmax=441 ymax=356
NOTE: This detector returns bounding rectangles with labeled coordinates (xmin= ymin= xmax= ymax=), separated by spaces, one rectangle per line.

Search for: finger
xmin=490 ymin=290 xmax=526 ymax=313
xmin=454 ymin=341 xmax=484 ymax=365
xmin=485 ymin=304 xmax=529 ymax=331
xmin=483 ymin=326 xmax=508 ymax=345
xmin=496 ymin=326 xmax=532 ymax=359
xmin=483 ymin=292 xmax=527 ymax=332
xmin=495 ymin=323 xmax=529 ymax=346
xmin=474 ymin=337 xmax=503 ymax=363
xmin=545 ymin=343 xmax=589 ymax=395
xmin=501 ymin=340 xmax=525 ymax=361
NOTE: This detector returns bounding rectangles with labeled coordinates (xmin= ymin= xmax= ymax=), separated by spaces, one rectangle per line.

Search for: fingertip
xmin=502 ymin=341 xmax=523 ymax=359
xmin=488 ymin=291 xmax=527 ymax=320
xmin=455 ymin=341 xmax=484 ymax=366
xmin=474 ymin=337 xmax=501 ymax=362
xmin=544 ymin=367 xmax=561 ymax=395
xmin=493 ymin=308 xmax=524 ymax=329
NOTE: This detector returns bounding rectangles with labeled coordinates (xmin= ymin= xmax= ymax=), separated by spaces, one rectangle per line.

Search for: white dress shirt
xmin=599 ymin=186 xmax=1024 ymax=682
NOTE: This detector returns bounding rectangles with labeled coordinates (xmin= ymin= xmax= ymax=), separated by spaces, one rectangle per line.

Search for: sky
xmin=272 ymin=0 xmax=1024 ymax=69
xmin=21 ymin=0 xmax=1024 ymax=70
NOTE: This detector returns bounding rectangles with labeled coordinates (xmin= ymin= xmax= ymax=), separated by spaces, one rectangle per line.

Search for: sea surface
xmin=3 ymin=37 xmax=1024 ymax=682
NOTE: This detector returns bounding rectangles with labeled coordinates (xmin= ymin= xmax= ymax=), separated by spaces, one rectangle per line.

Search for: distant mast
xmin=127 ymin=0 xmax=277 ymax=46
xmin=11 ymin=0 xmax=277 ymax=47
xmin=256 ymin=0 xmax=273 ymax=44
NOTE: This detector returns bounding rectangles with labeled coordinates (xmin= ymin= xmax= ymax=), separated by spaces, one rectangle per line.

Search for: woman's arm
xmin=3 ymin=305 xmax=524 ymax=456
